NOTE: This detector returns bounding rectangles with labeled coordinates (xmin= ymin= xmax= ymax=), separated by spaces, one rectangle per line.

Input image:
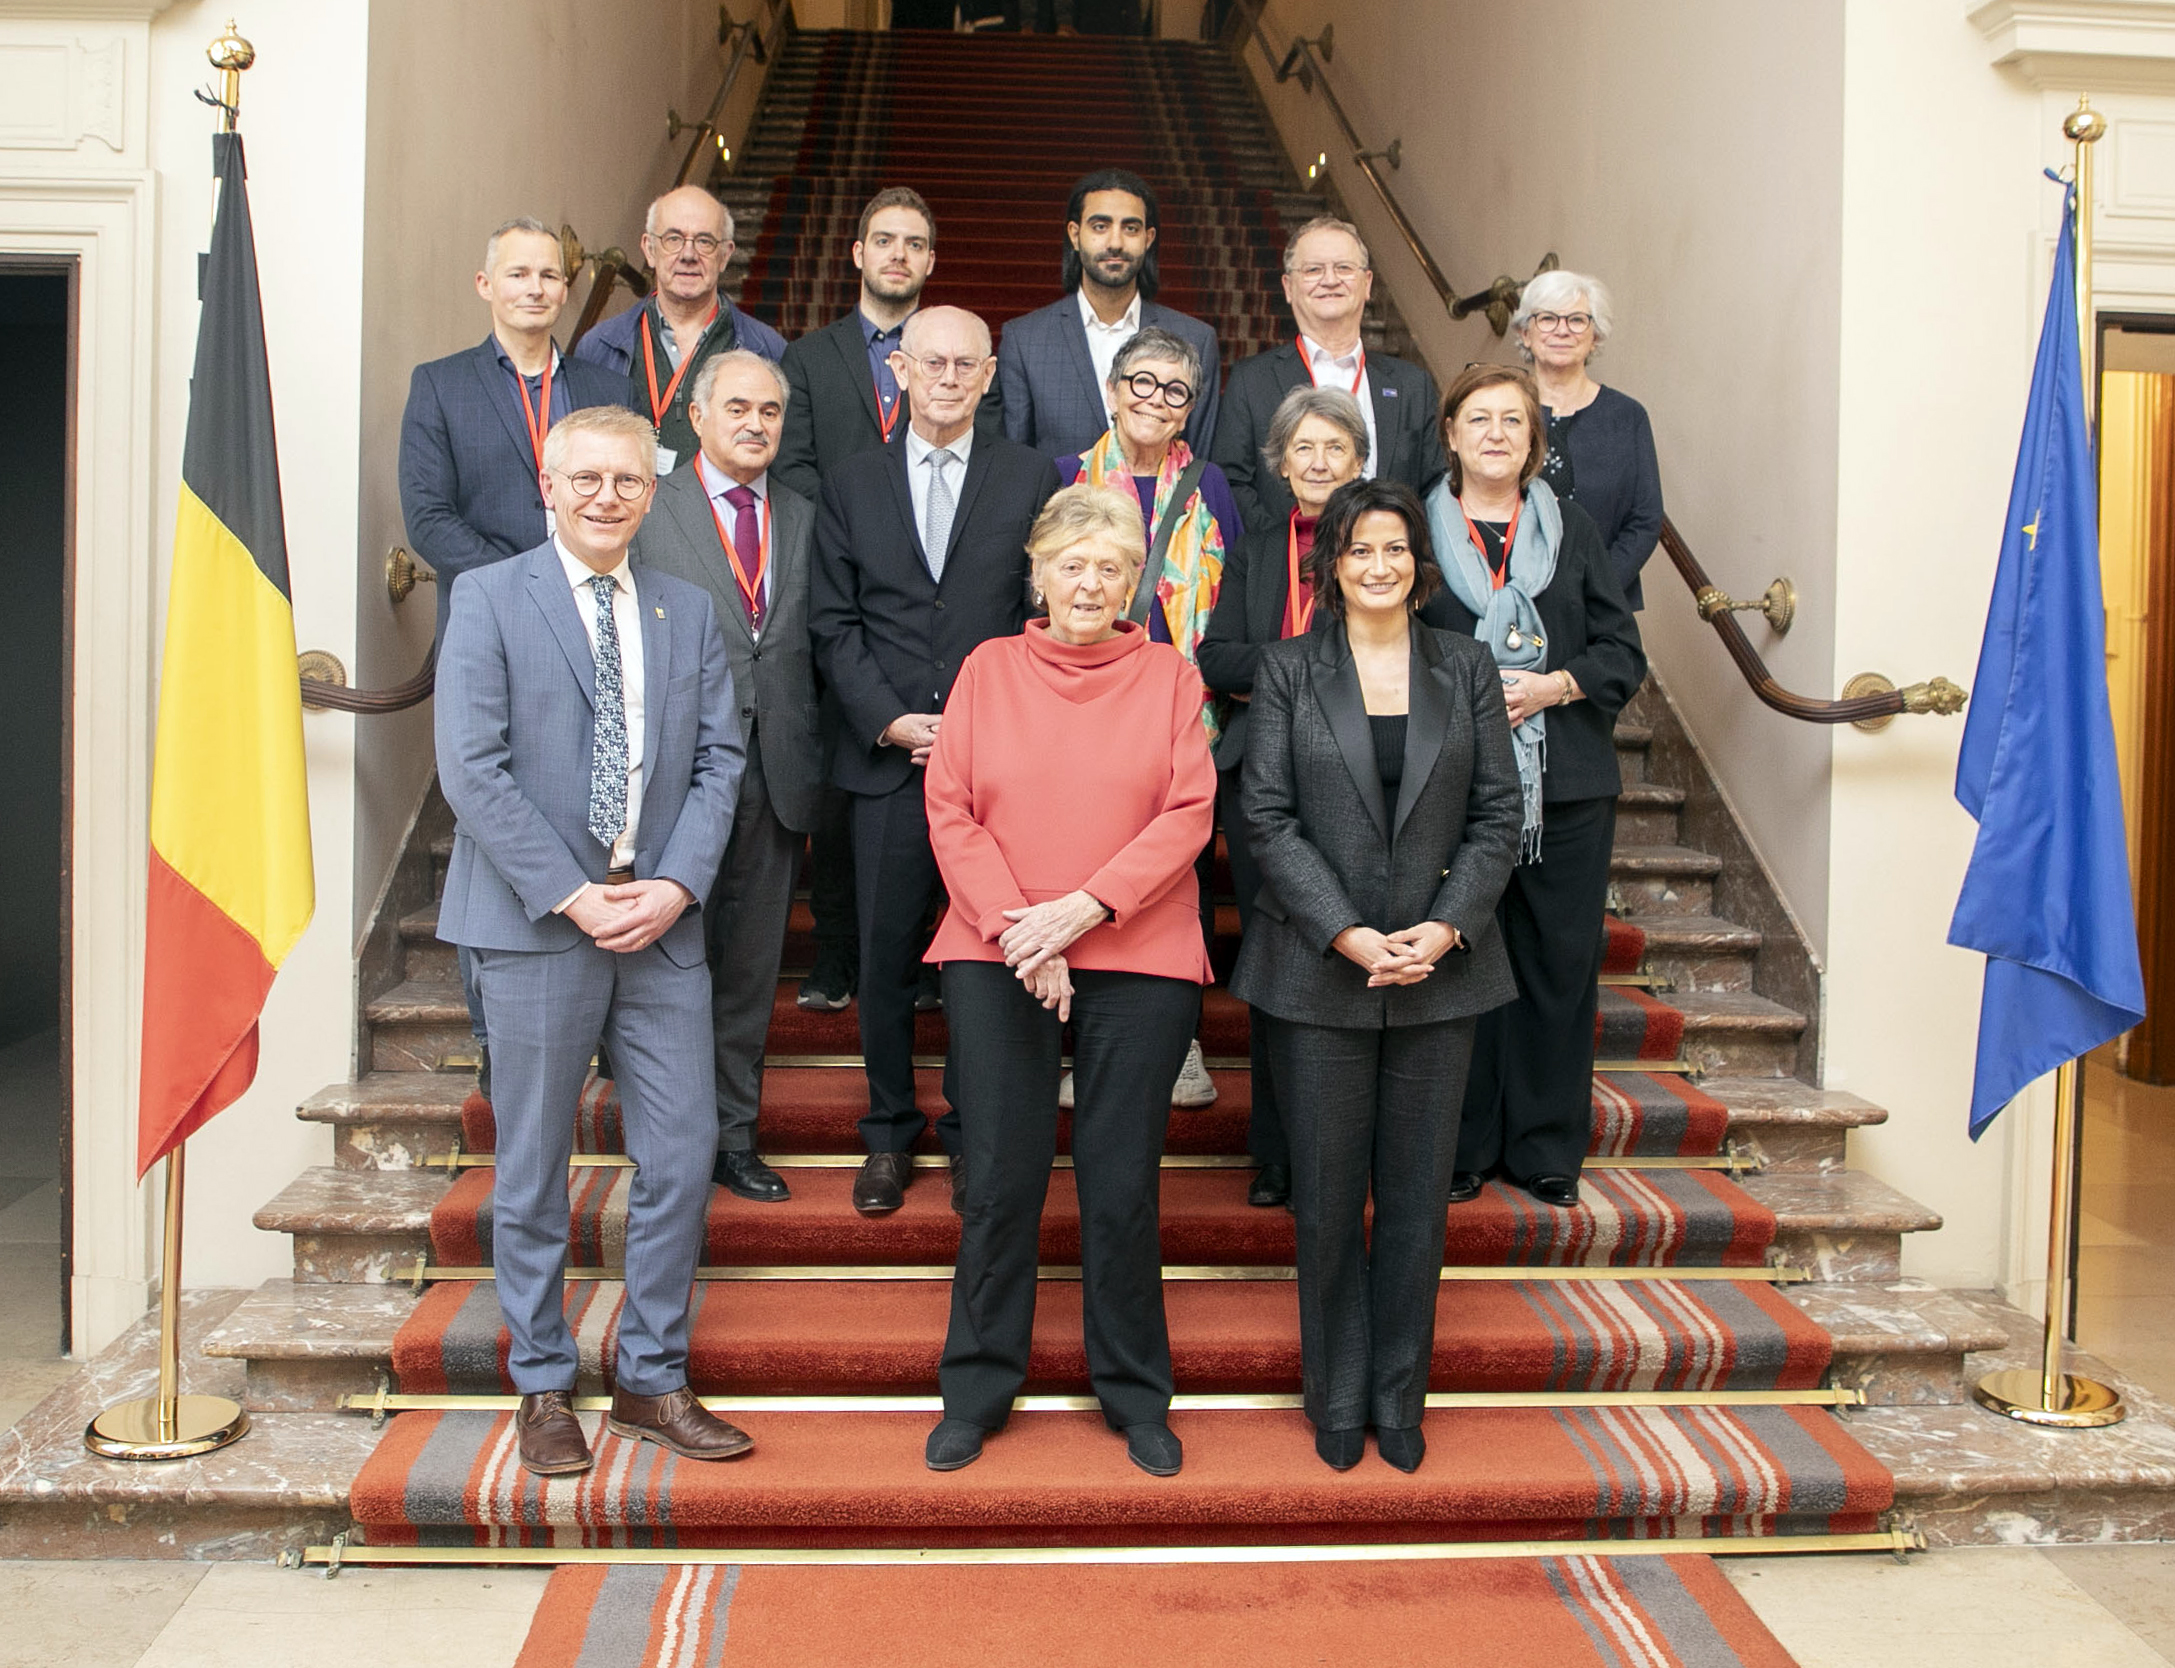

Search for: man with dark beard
xmin=992 ymin=168 xmax=1221 ymax=458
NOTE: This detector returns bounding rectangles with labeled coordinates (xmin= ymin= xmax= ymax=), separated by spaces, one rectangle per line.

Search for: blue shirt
xmin=491 ymin=338 xmax=572 ymax=468
xmin=861 ymin=310 xmax=905 ymax=431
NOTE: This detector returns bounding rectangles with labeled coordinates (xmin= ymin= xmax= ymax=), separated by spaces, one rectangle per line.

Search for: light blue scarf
xmin=1425 ymin=477 xmax=1562 ymax=860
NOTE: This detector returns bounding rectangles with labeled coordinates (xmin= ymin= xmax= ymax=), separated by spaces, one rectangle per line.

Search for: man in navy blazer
xmin=435 ymin=404 xmax=752 ymax=1479
xmin=993 ymin=169 xmax=1221 ymax=459
xmin=399 ymin=217 xmax=633 ymax=650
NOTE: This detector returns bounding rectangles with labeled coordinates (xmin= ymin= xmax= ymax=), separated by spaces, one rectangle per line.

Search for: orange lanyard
xmin=1303 ymin=341 xmax=1365 ymax=396
xmin=874 ymin=375 xmax=902 ymax=443
xmin=1459 ymin=497 xmax=1523 ymax=592
xmin=640 ymin=304 xmax=717 ymax=426
xmin=707 ymin=486 xmax=770 ymax=624
xmin=1284 ymin=509 xmax=1316 ymax=639
xmin=513 ymin=354 xmax=554 ymax=471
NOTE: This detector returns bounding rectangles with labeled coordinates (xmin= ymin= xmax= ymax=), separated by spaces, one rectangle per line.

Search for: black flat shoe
xmin=1446 ymin=1171 xmax=1485 ymax=1204
xmin=1314 ymin=1426 xmax=1364 ymax=1471
xmin=1247 ymin=1164 xmax=1290 ymax=1208
xmin=1123 ymin=1422 xmax=1182 ymax=1477
xmin=1376 ymin=1425 xmax=1426 ymax=1473
xmin=914 ymin=966 xmax=944 ymax=1012
xmin=712 ymin=1150 xmax=791 ymax=1202
xmin=925 ymin=1418 xmax=986 ymax=1472
xmin=1523 ymin=1173 xmax=1581 ymax=1209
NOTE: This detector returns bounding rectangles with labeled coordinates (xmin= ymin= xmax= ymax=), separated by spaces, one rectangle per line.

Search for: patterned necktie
xmin=724 ymin=484 xmax=765 ymax=633
xmin=586 ymin=572 xmax=628 ymax=851
xmin=923 ymin=448 xmax=957 ymax=582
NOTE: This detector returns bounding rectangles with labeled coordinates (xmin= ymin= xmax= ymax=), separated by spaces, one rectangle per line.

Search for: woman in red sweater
xmin=920 ymin=485 xmax=1217 ymax=1479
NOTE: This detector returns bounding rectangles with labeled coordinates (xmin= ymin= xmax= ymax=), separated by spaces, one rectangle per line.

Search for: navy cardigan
xmin=1545 ymin=384 xmax=1664 ymax=610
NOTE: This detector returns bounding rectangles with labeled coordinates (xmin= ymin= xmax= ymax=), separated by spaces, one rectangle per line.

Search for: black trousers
xmin=807 ymin=782 xmax=858 ymax=973
xmin=704 ymin=743 xmax=802 ymax=1152
xmin=1218 ymin=765 xmax=1285 ymax=1167
xmin=1457 ymin=795 xmax=1616 ymax=1182
xmin=937 ymin=961 xmax=1198 ymax=1430
xmin=1269 ymin=1015 xmax=1475 ymax=1432
xmin=850 ymin=777 xmax=960 ymax=1154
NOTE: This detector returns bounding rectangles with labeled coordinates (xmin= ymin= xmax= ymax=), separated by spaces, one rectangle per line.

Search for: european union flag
xmin=1949 ymin=181 xmax=2145 ymax=1137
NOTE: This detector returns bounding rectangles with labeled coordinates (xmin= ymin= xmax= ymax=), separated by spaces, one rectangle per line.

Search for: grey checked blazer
xmin=1229 ymin=621 xmax=1523 ymax=1029
xmin=992 ymin=295 xmax=1222 ymax=458
xmin=434 ymin=542 xmax=745 ymax=965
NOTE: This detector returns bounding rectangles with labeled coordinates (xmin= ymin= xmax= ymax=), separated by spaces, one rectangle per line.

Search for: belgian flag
xmin=138 ymin=132 xmax=314 ymax=1176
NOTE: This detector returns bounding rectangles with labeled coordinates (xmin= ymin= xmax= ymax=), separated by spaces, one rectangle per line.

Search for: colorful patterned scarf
xmin=1080 ymin=427 xmax=1226 ymax=740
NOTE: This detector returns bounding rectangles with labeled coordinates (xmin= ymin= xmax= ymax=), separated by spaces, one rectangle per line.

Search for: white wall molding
xmin=1971 ymin=0 xmax=2175 ymax=90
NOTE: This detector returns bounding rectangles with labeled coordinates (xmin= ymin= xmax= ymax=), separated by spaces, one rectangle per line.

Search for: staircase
xmin=6 ymin=24 xmax=2175 ymax=1565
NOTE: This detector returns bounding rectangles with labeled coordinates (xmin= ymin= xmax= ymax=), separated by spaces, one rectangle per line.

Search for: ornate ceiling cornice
xmin=1970 ymin=0 xmax=2175 ymax=90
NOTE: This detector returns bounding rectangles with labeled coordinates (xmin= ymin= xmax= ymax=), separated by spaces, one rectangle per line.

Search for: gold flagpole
xmin=83 ymin=24 xmax=260 ymax=1465
xmin=1971 ymin=96 xmax=2124 ymax=1432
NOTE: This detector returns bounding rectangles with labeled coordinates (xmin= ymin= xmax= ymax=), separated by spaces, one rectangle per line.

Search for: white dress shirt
xmin=556 ymin=537 xmax=646 ymax=872
xmin=905 ymin=423 xmax=974 ymax=564
xmin=1079 ymin=289 xmax=1143 ymax=419
xmin=695 ymin=452 xmax=774 ymax=627
xmin=1300 ymin=334 xmax=1378 ymax=479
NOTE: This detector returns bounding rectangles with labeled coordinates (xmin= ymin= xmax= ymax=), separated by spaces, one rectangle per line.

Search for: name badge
xmin=654 ymin=445 xmax=679 ymax=476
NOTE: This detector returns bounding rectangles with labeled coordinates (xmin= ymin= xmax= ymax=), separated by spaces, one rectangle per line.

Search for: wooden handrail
xmin=300 ymin=646 xmax=436 ymax=715
xmin=669 ymin=1 xmax=787 ymax=189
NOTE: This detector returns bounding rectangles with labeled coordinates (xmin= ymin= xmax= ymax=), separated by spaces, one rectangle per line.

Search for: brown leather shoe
xmin=515 ymin=1390 xmax=593 ymax=1477
xmin=852 ymin=1151 xmax=914 ymax=1216
xmin=606 ymin=1385 xmax=754 ymax=1462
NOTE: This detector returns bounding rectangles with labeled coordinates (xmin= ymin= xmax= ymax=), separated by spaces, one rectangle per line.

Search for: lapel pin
xmin=654 ymin=606 xmax=666 ymax=618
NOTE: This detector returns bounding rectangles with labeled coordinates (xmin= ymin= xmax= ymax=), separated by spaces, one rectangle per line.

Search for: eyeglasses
xmin=1122 ymin=370 xmax=1195 ymax=408
xmin=905 ymin=354 xmax=988 ymax=380
xmin=1293 ymin=260 xmax=1367 ymax=285
xmin=651 ymin=231 xmax=725 ymax=257
xmin=1527 ymin=311 xmax=1593 ymax=335
xmin=555 ymin=469 xmax=653 ymax=501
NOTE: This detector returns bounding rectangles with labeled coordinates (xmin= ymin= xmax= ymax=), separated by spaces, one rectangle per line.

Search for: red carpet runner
xmin=513 ymin=1556 xmax=1801 ymax=1667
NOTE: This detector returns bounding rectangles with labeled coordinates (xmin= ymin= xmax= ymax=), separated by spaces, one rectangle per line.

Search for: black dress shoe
xmin=1123 ymin=1422 xmax=1183 ymax=1477
xmin=796 ymin=947 xmax=856 ymax=1012
xmin=475 ymin=1044 xmax=492 ymax=1105
xmin=852 ymin=1151 xmax=914 ymax=1216
xmin=1376 ymin=1425 xmax=1426 ymax=1473
xmin=1447 ymin=1171 xmax=1485 ymax=1204
xmin=1524 ymin=1173 xmax=1581 ymax=1208
xmin=1314 ymin=1426 xmax=1364 ymax=1471
xmin=1247 ymin=1164 xmax=1290 ymax=1208
xmin=925 ymin=1417 xmax=987 ymax=1471
xmin=948 ymin=1153 xmax=969 ymax=1216
xmin=914 ymin=965 xmax=944 ymax=1012
xmin=713 ymin=1150 xmax=791 ymax=1202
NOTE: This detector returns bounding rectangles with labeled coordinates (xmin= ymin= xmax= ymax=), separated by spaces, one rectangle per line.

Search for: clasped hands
xmin=1332 ymin=921 xmax=1462 ymax=987
xmin=1500 ymin=668 xmax=1571 ymax=728
xmin=882 ymin=712 xmax=942 ymax=766
xmin=567 ymin=879 xmax=694 ymax=954
xmin=996 ymin=889 xmax=1110 ymax=1024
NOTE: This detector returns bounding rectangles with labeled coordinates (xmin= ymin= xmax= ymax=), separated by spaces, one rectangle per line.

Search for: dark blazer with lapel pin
xmin=808 ymin=435 xmax=1062 ymax=797
xmin=774 ymin=311 xmax=1003 ymax=503
xmin=1228 ymin=622 xmax=1523 ymax=1031
xmin=992 ymin=296 xmax=1222 ymax=459
xmin=398 ymin=336 xmax=633 ymax=644
xmin=1211 ymin=343 xmax=1446 ymax=531
xmin=631 ymin=467 xmax=825 ymax=835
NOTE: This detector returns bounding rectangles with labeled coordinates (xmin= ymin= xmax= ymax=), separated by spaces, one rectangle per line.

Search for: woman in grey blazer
xmin=1229 ymin=478 xmax=1523 ymax=1473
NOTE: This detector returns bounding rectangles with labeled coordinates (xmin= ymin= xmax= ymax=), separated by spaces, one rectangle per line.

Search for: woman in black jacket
xmin=1230 ymin=477 xmax=1522 ymax=1473
xmin=1422 ymin=364 xmax=1646 ymax=1210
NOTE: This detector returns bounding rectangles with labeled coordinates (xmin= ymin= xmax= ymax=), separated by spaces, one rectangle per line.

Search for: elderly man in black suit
xmin=630 ymin=350 xmax=819 ymax=1204
xmin=810 ymin=305 xmax=1061 ymax=1218
xmin=993 ymin=169 xmax=1221 ymax=459
xmin=1211 ymin=216 xmax=1445 ymax=531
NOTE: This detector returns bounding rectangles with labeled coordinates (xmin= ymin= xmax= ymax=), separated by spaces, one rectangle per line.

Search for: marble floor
xmin=2079 ymin=1053 xmax=2175 ymax=1410
xmin=0 ymin=1029 xmax=73 ymax=1434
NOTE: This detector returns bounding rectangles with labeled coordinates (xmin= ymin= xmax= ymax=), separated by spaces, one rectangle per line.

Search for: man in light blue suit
xmin=435 ymin=403 xmax=753 ymax=1480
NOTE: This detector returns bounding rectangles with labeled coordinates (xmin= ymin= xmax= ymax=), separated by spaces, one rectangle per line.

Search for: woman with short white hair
xmin=1511 ymin=270 xmax=1665 ymax=610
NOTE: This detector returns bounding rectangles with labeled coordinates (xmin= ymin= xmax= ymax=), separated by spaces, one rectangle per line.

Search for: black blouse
xmin=1368 ymin=713 xmax=1408 ymax=792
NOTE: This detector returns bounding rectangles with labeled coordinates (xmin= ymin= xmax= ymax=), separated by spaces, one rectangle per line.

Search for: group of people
xmin=407 ymin=170 xmax=1655 ymax=1486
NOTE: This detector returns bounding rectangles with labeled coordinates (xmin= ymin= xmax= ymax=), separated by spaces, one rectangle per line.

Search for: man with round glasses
xmin=575 ymin=186 xmax=786 ymax=475
xmin=1212 ymin=215 xmax=1445 ymax=530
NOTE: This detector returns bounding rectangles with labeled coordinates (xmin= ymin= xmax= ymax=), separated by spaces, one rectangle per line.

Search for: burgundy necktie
xmin=725 ymin=484 xmax=765 ymax=633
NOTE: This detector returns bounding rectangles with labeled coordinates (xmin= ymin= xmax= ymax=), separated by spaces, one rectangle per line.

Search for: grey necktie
xmin=923 ymin=448 xmax=957 ymax=582
xmin=585 ymin=573 xmax=628 ymax=850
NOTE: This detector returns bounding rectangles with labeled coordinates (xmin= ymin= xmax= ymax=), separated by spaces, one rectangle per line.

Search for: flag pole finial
xmin=2062 ymin=96 xmax=2106 ymax=147
xmin=206 ymin=24 xmax=253 ymax=133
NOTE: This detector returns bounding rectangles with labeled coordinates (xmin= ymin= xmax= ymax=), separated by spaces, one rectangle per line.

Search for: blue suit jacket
xmin=993 ymin=295 xmax=1221 ymax=459
xmin=571 ymin=296 xmax=788 ymax=377
xmin=434 ymin=543 xmax=745 ymax=965
xmin=398 ymin=337 xmax=633 ymax=643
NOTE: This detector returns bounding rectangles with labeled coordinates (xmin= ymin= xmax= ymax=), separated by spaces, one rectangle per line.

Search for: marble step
xmin=1609 ymin=844 xmax=1725 ymax=916
xmin=198 ymin=1275 xmax=2008 ymax=1416
xmin=251 ymin=1162 xmax=1939 ymax=1286
xmin=300 ymin=1067 xmax=1873 ymax=1174
xmin=1614 ymin=779 xmax=1685 ymax=846
xmin=13 ymin=1289 xmax=2174 ymax=1559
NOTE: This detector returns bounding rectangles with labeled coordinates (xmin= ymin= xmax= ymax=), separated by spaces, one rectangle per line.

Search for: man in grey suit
xmin=633 ymin=351 xmax=819 ymax=1205
xmin=435 ymin=403 xmax=754 ymax=1479
xmin=993 ymin=169 xmax=1222 ymax=458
